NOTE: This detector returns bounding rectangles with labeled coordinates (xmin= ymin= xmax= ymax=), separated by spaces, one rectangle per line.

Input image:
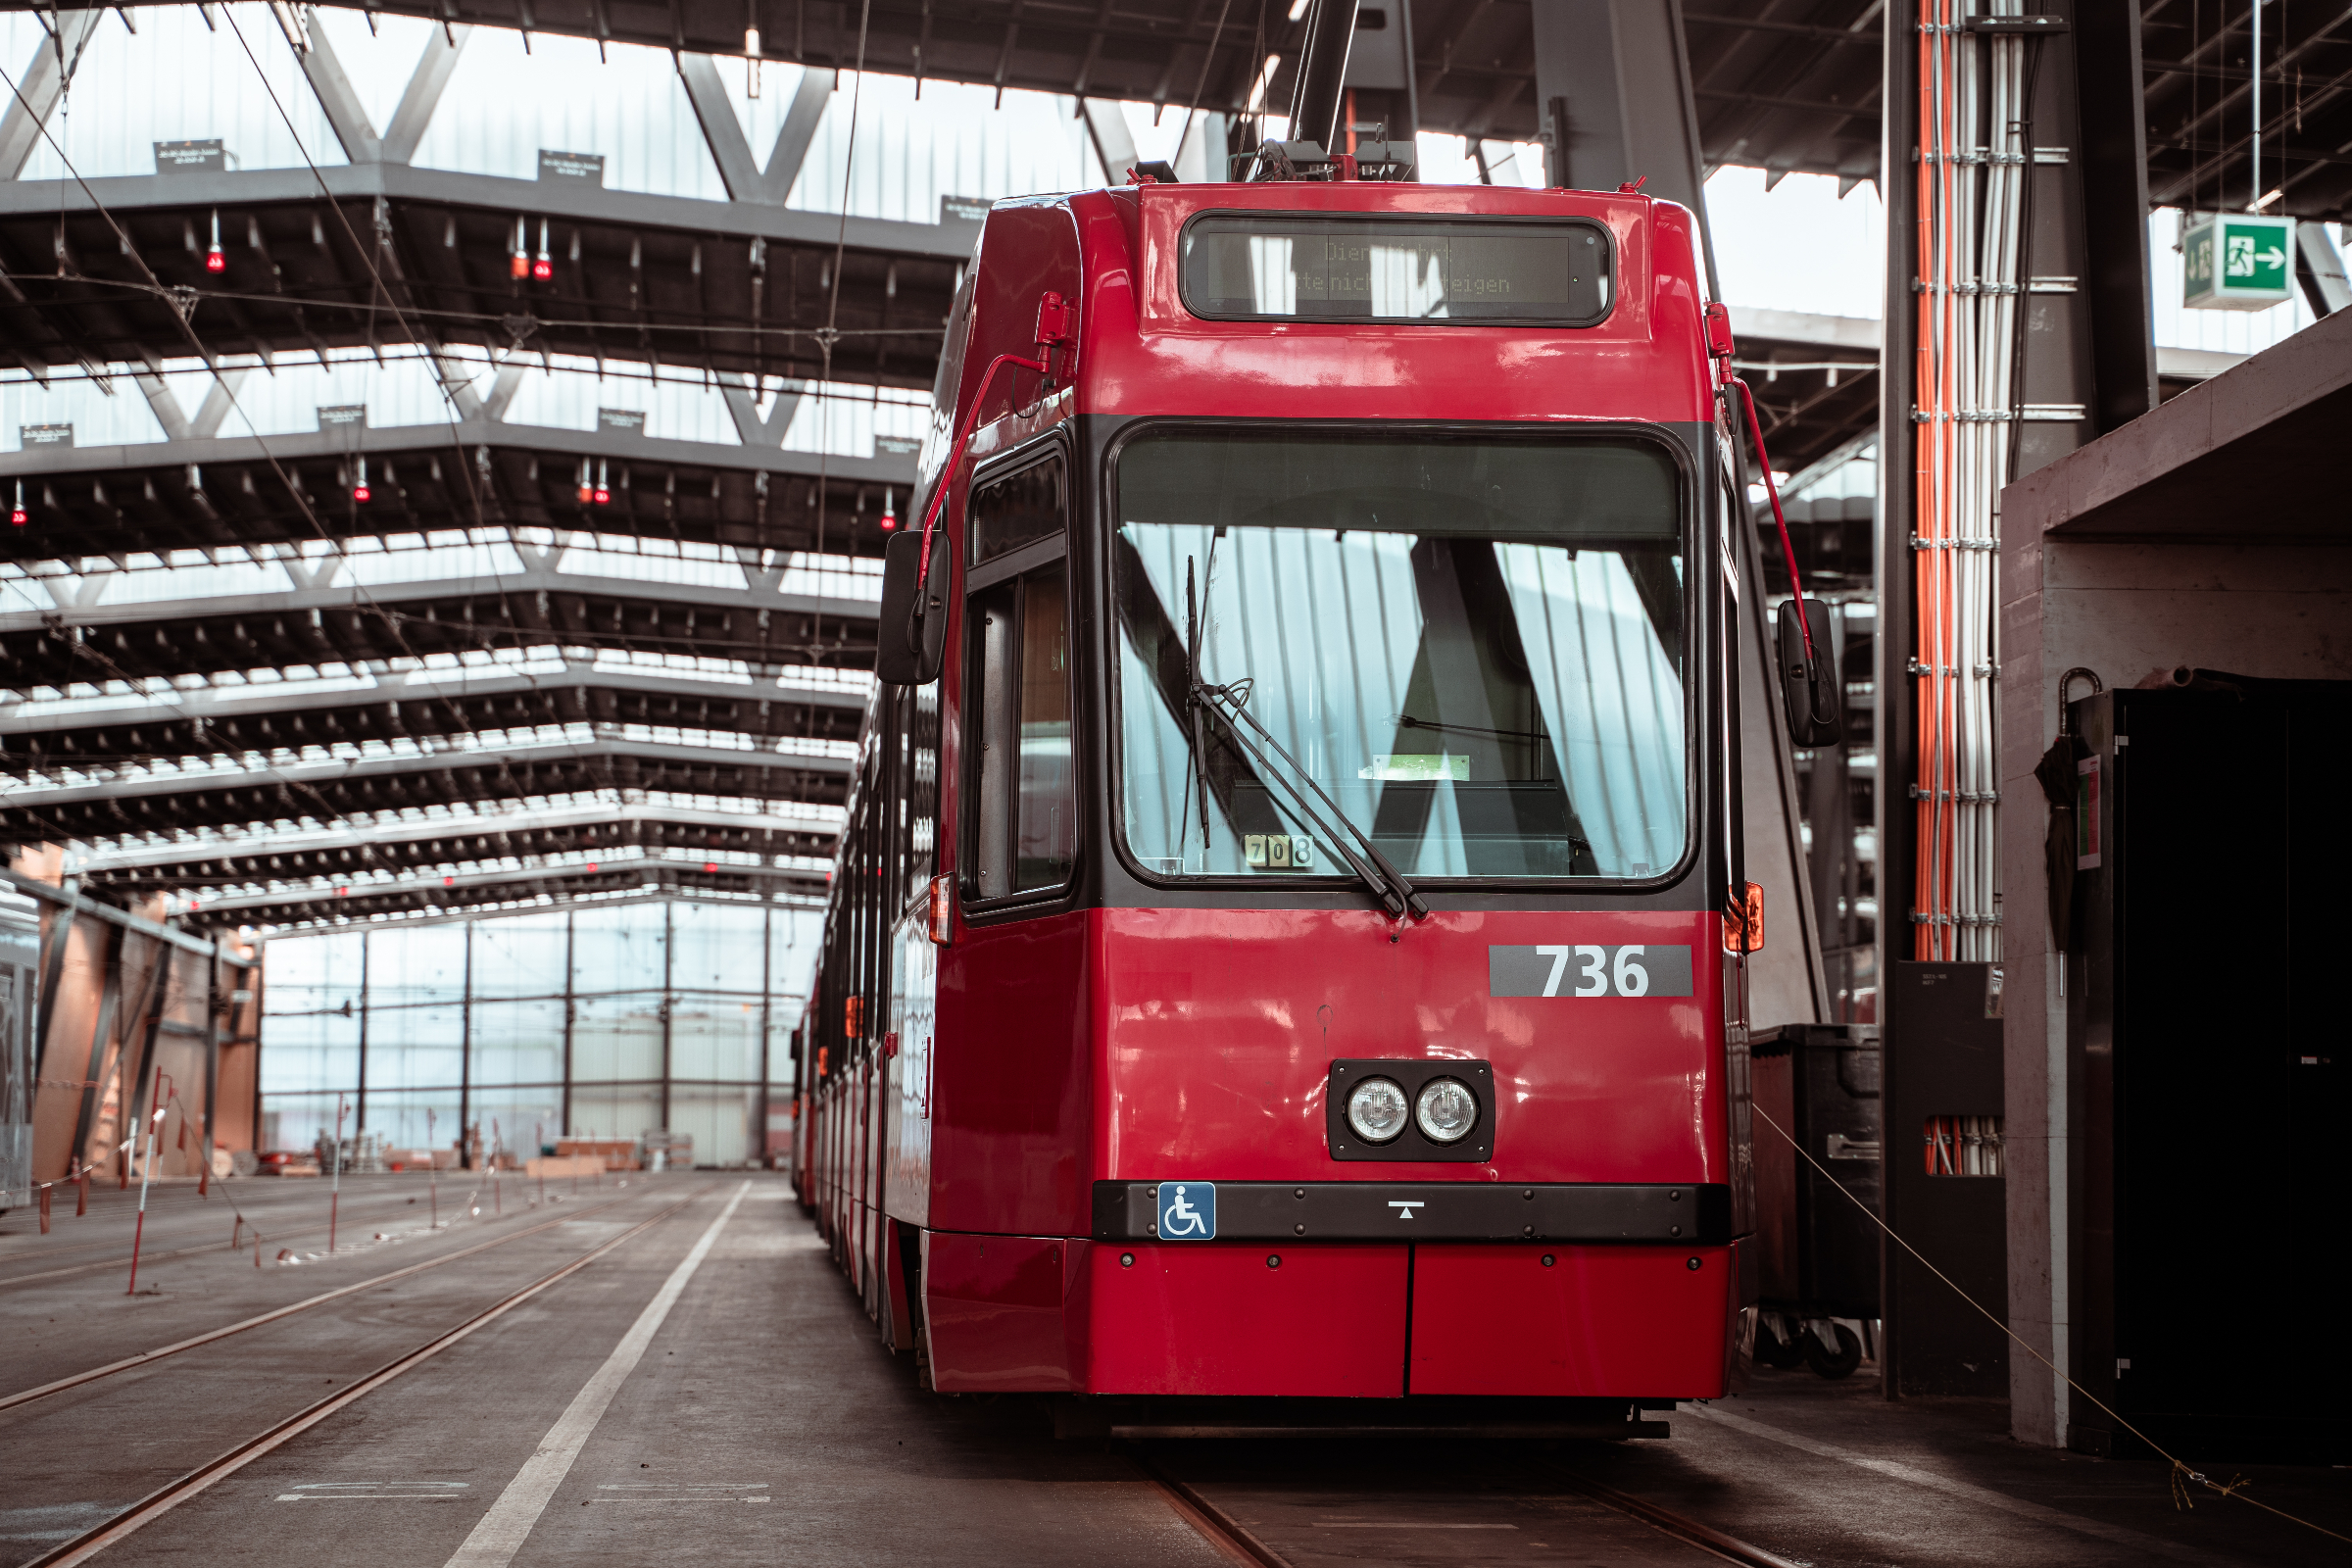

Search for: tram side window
xmin=966 ymin=459 xmax=1076 ymax=901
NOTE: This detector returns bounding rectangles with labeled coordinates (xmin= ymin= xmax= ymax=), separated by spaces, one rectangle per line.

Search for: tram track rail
xmin=0 ymin=1189 xmax=644 ymax=1414
xmin=1132 ymin=1444 xmax=1803 ymax=1568
xmin=18 ymin=1182 xmax=716 ymax=1568
xmin=1542 ymin=1464 xmax=1806 ymax=1568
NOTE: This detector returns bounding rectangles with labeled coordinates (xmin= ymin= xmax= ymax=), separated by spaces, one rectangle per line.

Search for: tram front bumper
xmin=922 ymin=1228 xmax=1750 ymax=1398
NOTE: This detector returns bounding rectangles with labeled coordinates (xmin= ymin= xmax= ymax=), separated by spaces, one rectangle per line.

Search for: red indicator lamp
xmin=10 ymin=480 xmax=24 ymax=527
xmin=352 ymin=458 xmax=370 ymax=504
xmin=593 ymin=459 xmax=610 ymax=505
xmin=578 ymin=458 xmax=594 ymax=505
xmin=704 ymin=861 xmax=718 ymax=873
xmin=878 ymin=487 xmax=896 ymax=532
xmin=205 ymin=208 xmax=225 ymax=272
xmin=532 ymin=218 xmax=553 ymax=281
xmin=511 ymin=215 xmax=530 ymax=279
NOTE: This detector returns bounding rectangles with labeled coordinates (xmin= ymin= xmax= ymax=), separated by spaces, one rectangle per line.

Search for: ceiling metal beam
xmin=237 ymin=878 xmax=826 ymax=935
xmin=2 ymin=660 xmax=868 ymax=737
xmin=0 ymin=160 xmax=978 ymax=260
xmin=3 ymin=731 xmax=854 ymax=812
xmin=72 ymin=799 xmax=838 ymax=874
xmin=0 ymin=559 xmax=879 ymax=641
xmin=172 ymin=850 xmax=829 ymax=916
xmin=0 ymin=864 xmax=253 ymax=964
xmin=0 ymin=413 xmax=917 ymax=484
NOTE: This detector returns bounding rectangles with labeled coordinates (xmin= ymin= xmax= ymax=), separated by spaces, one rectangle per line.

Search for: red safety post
xmin=127 ymin=1069 xmax=172 ymax=1295
xmin=328 ymin=1092 xmax=348 ymax=1252
xmin=76 ymin=1160 xmax=87 ymax=1216
xmin=232 ymin=1213 xmax=242 ymax=1250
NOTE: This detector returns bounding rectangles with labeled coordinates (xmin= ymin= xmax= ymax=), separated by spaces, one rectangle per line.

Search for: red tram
xmin=795 ymin=148 xmax=1830 ymax=1415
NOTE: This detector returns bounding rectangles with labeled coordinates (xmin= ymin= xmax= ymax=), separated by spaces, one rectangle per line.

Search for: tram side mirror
xmin=1775 ymin=598 xmax=1843 ymax=747
xmin=876 ymin=527 xmax=949 ymax=686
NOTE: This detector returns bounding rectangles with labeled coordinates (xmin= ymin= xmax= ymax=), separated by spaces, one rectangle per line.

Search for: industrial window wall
xmin=259 ymin=900 xmax=814 ymax=1168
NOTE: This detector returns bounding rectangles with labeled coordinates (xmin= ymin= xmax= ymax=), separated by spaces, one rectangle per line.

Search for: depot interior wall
xmin=1997 ymin=523 xmax=2352 ymax=1447
xmin=257 ymin=898 xmax=813 ymax=1168
xmin=22 ymin=904 xmax=227 ymax=1186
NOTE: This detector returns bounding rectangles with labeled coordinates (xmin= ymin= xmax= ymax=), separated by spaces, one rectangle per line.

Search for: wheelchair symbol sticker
xmin=1155 ymin=1181 xmax=1215 ymax=1241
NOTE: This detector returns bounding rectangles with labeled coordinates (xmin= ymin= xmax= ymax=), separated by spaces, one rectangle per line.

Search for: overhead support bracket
xmin=721 ymin=374 xmax=802 ymax=446
xmin=2296 ymin=222 xmax=2350 ymax=317
xmin=1082 ymin=99 xmax=1140 ymax=183
xmin=0 ymin=9 xmax=105 ymax=179
xmin=294 ymin=7 xmax=385 ymax=165
xmin=677 ymin=53 xmax=835 ymax=205
xmin=381 ymin=22 xmax=469 ymax=164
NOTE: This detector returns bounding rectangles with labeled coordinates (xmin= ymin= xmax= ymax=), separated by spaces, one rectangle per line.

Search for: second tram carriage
xmin=796 ymin=152 xmax=1829 ymax=1414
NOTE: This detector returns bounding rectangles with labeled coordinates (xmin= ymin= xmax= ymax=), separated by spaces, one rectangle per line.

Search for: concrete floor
xmin=2 ymin=1173 xmax=2344 ymax=1568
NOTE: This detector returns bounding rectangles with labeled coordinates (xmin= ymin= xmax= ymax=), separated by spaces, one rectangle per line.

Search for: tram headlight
xmin=1415 ymin=1078 xmax=1480 ymax=1145
xmin=1345 ymin=1077 xmax=1409 ymax=1144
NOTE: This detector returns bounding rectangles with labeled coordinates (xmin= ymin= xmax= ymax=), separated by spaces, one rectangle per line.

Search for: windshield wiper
xmin=1186 ymin=556 xmax=1213 ymax=856
xmin=1183 ymin=550 xmax=1428 ymax=922
xmin=1192 ymin=676 xmax=1432 ymax=923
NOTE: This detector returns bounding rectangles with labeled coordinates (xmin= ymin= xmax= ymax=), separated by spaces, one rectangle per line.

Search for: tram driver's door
xmin=962 ymin=451 xmax=1075 ymax=906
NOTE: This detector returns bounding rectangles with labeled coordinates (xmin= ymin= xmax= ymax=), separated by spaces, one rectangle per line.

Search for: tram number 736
xmin=1487 ymin=944 xmax=1696 ymax=999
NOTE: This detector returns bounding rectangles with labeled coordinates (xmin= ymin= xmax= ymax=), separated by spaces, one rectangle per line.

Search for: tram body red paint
xmin=923 ymin=1231 xmax=1085 ymax=1392
xmin=1089 ymin=907 xmax=1724 ymax=1185
xmin=1409 ymin=1245 xmax=1736 ymax=1396
xmin=799 ymin=176 xmax=1763 ymax=1409
xmin=1084 ymin=1243 xmax=1409 ymax=1396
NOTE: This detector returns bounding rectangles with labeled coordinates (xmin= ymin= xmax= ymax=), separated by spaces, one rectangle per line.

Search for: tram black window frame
xmin=962 ymin=442 xmax=1080 ymax=910
xmin=1177 ymin=212 xmax=1617 ymax=327
xmin=1100 ymin=417 xmax=1703 ymax=897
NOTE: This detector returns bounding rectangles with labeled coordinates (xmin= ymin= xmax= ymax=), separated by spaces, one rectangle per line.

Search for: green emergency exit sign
xmin=2183 ymin=214 xmax=2296 ymax=311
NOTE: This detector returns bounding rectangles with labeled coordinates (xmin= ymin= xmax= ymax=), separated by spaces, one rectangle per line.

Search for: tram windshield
xmin=1112 ymin=429 xmax=1688 ymax=883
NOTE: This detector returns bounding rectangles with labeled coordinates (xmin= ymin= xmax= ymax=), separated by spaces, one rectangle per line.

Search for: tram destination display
xmin=1181 ymin=214 xmax=1613 ymax=325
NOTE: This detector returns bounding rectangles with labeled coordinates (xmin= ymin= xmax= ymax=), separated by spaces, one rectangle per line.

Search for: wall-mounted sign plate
xmin=155 ymin=138 xmax=225 ymax=173
xmin=539 ymin=150 xmax=606 ymax=184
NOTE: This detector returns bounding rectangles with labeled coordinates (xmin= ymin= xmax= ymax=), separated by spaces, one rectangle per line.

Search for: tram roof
xmin=960 ymin=182 xmax=1719 ymax=435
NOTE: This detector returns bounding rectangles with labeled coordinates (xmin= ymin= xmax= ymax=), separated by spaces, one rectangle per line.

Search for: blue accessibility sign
xmin=1155 ymin=1181 xmax=1215 ymax=1241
